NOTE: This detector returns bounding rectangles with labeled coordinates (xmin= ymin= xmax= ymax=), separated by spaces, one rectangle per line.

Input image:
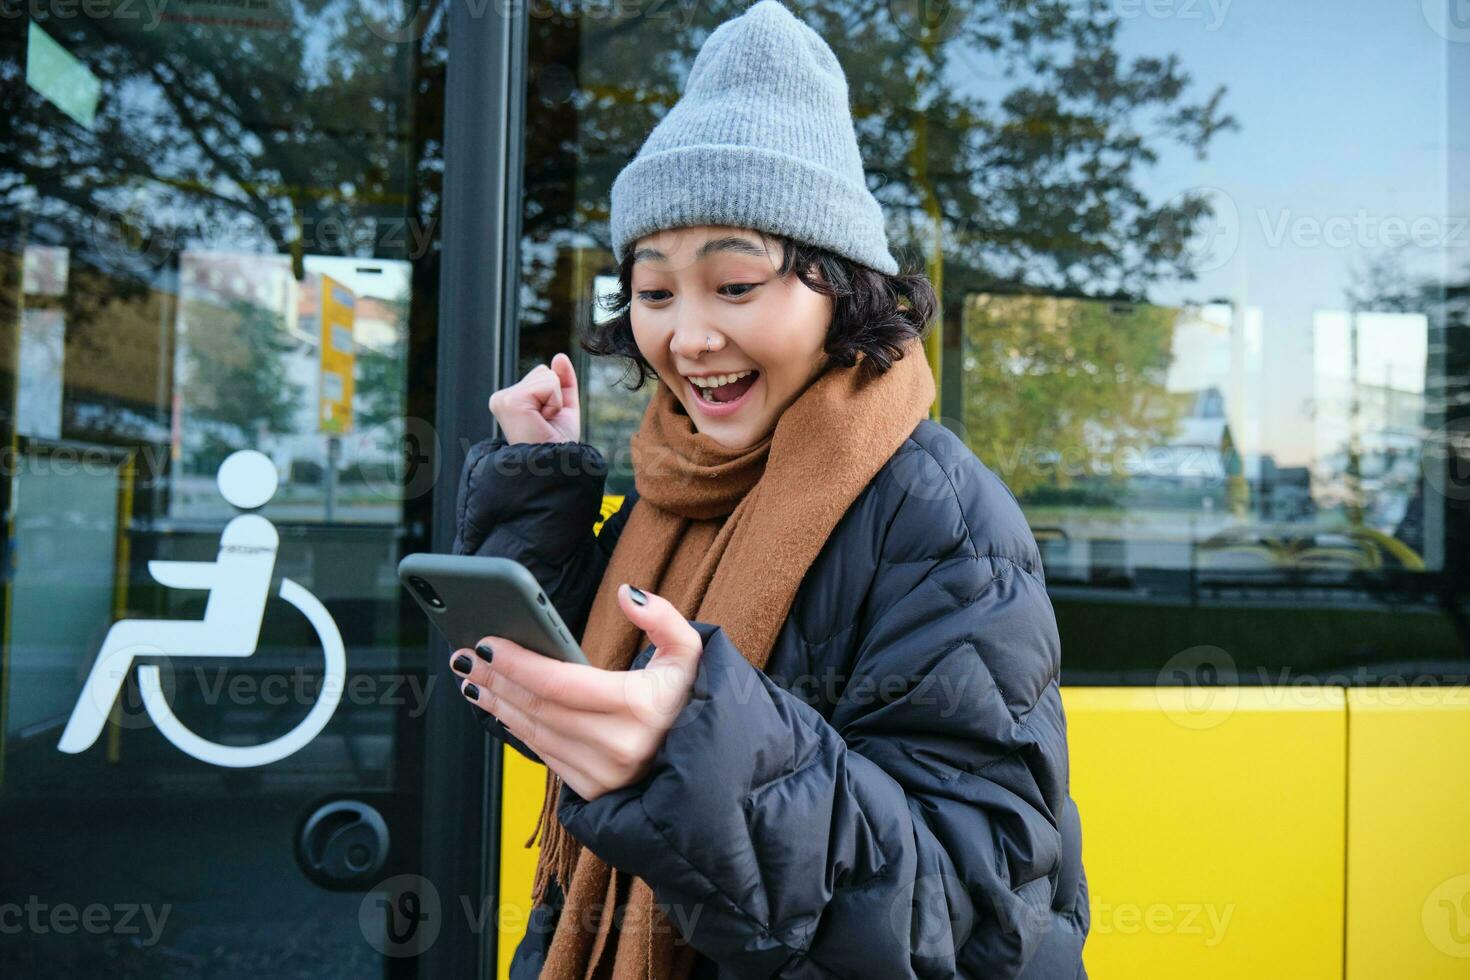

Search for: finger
xmin=459 ymin=677 xmax=605 ymax=789
xmin=482 ymin=659 xmax=609 ymax=742
xmin=461 ymin=681 xmax=605 ymax=799
xmin=550 ymin=353 xmax=580 ymax=416
xmin=475 ymin=635 xmax=626 ymax=712
xmin=616 ymin=586 xmax=704 ymax=724
xmin=616 ymin=584 xmax=702 ymax=667
xmin=527 ymin=366 xmax=564 ymax=415
xmin=450 ymin=648 xmax=491 ymax=686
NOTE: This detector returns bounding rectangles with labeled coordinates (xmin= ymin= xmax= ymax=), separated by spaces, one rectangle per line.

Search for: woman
xmin=448 ymin=2 xmax=1088 ymax=977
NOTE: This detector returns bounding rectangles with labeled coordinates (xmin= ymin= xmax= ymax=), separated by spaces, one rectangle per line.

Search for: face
xmin=628 ymin=225 xmax=834 ymax=451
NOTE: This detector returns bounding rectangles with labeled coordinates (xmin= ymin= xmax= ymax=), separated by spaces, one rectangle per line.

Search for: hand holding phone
xmin=448 ymin=582 xmax=707 ymax=803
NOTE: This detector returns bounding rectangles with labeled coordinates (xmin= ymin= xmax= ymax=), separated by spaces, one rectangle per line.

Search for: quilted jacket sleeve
xmin=451 ymin=435 xmax=637 ymax=761
xmin=557 ymin=454 xmax=1073 ymax=979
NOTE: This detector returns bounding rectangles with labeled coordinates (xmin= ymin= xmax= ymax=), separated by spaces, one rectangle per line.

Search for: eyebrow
xmin=632 ymin=236 xmax=769 ymax=264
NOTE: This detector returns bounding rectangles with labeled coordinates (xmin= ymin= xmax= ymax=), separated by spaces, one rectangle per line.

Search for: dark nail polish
xmin=628 ymin=585 xmax=648 ymax=606
xmin=452 ymin=654 xmax=473 ymax=675
xmin=474 ymin=642 xmax=494 ymax=662
xmin=462 ymin=682 xmax=480 ymax=700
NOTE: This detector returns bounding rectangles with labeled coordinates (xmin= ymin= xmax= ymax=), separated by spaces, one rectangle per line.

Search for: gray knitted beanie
xmin=609 ymin=0 xmax=899 ymax=276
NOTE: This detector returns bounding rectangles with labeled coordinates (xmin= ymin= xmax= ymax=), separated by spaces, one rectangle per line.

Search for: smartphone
xmin=397 ymin=553 xmax=591 ymax=666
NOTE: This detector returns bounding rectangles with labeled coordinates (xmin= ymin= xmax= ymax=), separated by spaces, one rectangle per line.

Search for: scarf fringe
xmin=529 ymin=769 xmax=581 ymax=910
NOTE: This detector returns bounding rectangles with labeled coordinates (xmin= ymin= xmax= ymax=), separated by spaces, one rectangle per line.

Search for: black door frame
xmin=420 ymin=0 xmax=529 ymax=975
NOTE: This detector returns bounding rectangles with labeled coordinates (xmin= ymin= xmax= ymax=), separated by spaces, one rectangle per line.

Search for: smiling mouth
xmin=689 ymin=371 xmax=760 ymax=405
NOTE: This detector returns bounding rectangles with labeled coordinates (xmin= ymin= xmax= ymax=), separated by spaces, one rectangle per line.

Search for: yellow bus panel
xmin=1064 ymin=687 xmax=1346 ymax=980
xmin=1346 ymin=687 xmax=1470 ymax=978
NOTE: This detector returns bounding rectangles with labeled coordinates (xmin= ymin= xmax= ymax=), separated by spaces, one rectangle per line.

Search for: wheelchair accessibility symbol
xmin=58 ymin=450 xmax=347 ymax=768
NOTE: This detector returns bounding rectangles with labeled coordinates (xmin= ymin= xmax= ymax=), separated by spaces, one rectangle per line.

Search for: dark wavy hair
xmin=581 ymin=230 xmax=939 ymax=388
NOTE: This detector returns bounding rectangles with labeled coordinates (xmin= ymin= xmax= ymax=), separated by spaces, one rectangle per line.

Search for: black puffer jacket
xmin=452 ymin=419 xmax=1090 ymax=980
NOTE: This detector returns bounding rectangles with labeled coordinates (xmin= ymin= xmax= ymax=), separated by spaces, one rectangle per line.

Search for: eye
xmin=636 ymin=289 xmax=671 ymax=303
xmin=720 ymin=282 xmax=760 ymax=298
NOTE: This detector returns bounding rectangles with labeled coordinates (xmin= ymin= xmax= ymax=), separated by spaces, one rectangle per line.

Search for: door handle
xmin=297 ymin=800 xmax=390 ymax=888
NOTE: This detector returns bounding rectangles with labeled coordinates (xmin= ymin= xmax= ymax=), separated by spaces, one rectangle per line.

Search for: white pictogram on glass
xmin=58 ymin=450 xmax=346 ymax=768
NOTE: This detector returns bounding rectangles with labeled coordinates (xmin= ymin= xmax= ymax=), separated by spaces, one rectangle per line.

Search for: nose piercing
xmin=705 ymin=334 xmax=713 ymax=352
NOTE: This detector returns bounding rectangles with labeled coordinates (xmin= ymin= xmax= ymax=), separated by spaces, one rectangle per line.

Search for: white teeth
xmin=688 ymin=370 xmax=754 ymax=389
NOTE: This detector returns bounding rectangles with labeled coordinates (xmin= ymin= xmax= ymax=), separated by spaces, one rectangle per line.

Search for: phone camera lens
xmin=410 ymin=576 xmax=445 ymax=609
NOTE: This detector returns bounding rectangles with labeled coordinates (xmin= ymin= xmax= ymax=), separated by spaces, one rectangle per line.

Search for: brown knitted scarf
xmin=527 ymin=335 xmax=935 ymax=980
